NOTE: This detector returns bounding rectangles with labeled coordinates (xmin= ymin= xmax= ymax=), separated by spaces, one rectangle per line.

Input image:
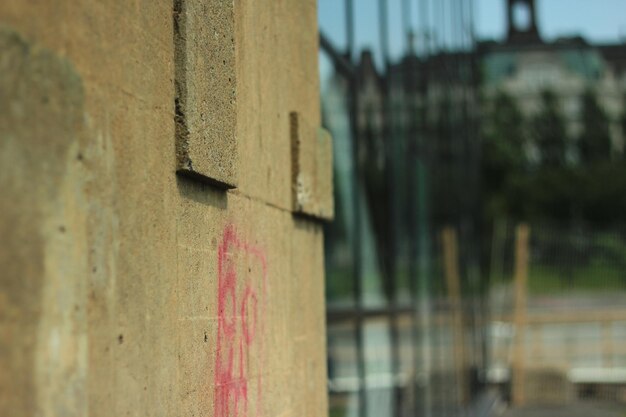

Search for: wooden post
xmin=441 ymin=227 xmax=468 ymax=405
xmin=511 ymin=224 xmax=530 ymax=407
xmin=602 ymin=321 xmax=614 ymax=368
xmin=531 ymin=324 xmax=543 ymax=367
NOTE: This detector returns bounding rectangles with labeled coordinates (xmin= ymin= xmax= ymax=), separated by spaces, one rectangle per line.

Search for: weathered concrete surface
xmin=0 ymin=26 xmax=88 ymax=416
xmin=290 ymin=112 xmax=334 ymax=220
xmin=0 ymin=1 xmax=328 ymax=416
xmin=174 ymin=0 xmax=237 ymax=188
xmin=236 ymin=0 xmax=321 ymax=211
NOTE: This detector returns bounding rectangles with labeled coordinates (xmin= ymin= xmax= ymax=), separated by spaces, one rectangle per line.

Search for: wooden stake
xmin=441 ymin=226 xmax=468 ymax=404
xmin=511 ymin=224 xmax=530 ymax=407
xmin=602 ymin=321 xmax=614 ymax=368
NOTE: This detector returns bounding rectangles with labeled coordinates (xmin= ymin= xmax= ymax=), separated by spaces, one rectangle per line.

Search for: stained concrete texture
xmin=0 ymin=26 xmax=88 ymax=416
xmin=235 ymin=0 xmax=321 ymax=211
xmin=174 ymin=0 xmax=237 ymax=188
xmin=290 ymin=112 xmax=334 ymax=220
xmin=0 ymin=0 xmax=329 ymax=416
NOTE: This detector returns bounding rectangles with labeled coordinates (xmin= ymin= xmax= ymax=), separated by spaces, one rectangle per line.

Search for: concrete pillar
xmin=0 ymin=1 xmax=330 ymax=416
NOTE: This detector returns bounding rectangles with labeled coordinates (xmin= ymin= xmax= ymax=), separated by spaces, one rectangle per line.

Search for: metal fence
xmin=318 ymin=1 xmax=483 ymax=416
xmin=488 ymin=222 xmax=626 ymax=406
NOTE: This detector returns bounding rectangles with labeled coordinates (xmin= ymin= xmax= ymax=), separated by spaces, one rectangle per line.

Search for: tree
xmin=579 ymin=88 xmax=612 ymax=164
xmin=532 ymin=90 xmax=568 ymax=167
xmin=430 ymin=94 xmax=461 ymax=225
xmin=621 ymin=93 xmax=626 ymax=157
xmin=481 ymin=90 xmax=527 ymax=219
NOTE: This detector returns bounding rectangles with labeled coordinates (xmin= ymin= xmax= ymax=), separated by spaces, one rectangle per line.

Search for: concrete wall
xmin=0 ymin=1 xmax=330 ymax=416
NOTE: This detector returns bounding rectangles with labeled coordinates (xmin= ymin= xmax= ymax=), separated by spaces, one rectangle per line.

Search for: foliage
xmin=527 ymin=229 xmax=626 ymax=294
xmin=503 ymin=166 xmax=578 ymax=223
xmin=527 ymin=263 xmax=626 ymax=295
xmin=481 ymin=90 xmax=527 ymax=220
xmin=531 ymin=90 xmax=568 ymax=167
xmin=579 ymin=88 xmax=612 ymax=164
xmin=621 ymin=93 xmax=626 ymax=150
xmin=430 ymin=95 xmax=464 ymax=225
xmin=502 ymin=162 xmax=626 ymax=226
xmin=480 ymin=88 xmax=626 ymax=227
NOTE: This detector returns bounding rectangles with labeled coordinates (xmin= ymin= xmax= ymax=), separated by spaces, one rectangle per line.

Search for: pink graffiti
xmin=214 ymin=225 xmax=267 ymax=417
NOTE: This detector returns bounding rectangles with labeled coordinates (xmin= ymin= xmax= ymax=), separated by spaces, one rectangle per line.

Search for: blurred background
xmin=318 ymin=0 xmax=626 ymax=416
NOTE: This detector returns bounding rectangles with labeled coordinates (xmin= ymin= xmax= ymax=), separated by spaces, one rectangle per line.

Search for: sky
xmin=318 ymin=0 xmax=626 ymax=65
xmin=478 ymin=0 xmax=626 ymax=43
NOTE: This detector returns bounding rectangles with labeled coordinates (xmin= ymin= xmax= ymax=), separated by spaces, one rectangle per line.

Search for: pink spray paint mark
xmin=214 ymin=225 xmax=267 ymax=417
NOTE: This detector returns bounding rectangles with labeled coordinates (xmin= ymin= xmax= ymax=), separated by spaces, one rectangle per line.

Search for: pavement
xmin=501 ymin=401 xmax=625 ymax=417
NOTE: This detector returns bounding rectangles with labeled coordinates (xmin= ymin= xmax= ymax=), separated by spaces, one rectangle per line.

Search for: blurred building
xmin=480 ymin=0 xmax=626 ymax=160
xmin=329 ymin=0 xmax=626 ymax=169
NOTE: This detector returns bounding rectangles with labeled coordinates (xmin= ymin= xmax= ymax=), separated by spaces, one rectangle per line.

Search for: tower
xmin=507 ymin=0 xmax=542 ymax=44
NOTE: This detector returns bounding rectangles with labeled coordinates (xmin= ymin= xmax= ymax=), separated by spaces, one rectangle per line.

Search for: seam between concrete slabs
xmin=228 ymin=189 xmax=294 ymax=217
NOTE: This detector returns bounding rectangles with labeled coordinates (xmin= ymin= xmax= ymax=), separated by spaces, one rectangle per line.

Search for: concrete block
xmin=290 ymin=219 xmax=329 ymax=417
xmin=173 ymin=187 xmax=329 ymax=417
xmin=174 ymin=0 xmax=237 ymax=188
xmin=235 ymin=0 xmax=322 ymax=210
xmin=290 ymin=112 xmax=334 ymax=220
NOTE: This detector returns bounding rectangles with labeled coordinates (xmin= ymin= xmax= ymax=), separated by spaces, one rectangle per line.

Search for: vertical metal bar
xmin=416 ymin=1 xmax=434 ymax=415
xmin=434 ymin=0 xmax=441 ymax=54
xmin=445 ymin=2 xmax=455 ymax=411
xmin=345 ymin=2 xmax=367 ymax=417
xmin=402 ymin=0 xmax=412 ymax=50
xmin=466 ymin=0 xmax=487 ymax=397
xmin=512 ymin=224 xmax=530 ymax=407
xmin=377 ymin=2 xmax=401 ymax=416
xmin=346 ymin=0 xmax=355 ymax=62
xmin=379 ymin=0 xmax=390 ymax=66
xmin=403 ymin=1 xmax=425 ymax=415
xmin=453 ymin=1 xmax=470 ymax=410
